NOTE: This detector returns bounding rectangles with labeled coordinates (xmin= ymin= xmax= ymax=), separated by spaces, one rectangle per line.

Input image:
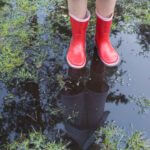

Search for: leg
xmin=95 ymin=0 xmax=120 ymax=67
xmin=67 ymin=0 xmax=87 ymax=19
xmin=66 ymin=0 xmax=90 ymax=69
xmin=96 ymin=0 xmax=117 ymax=18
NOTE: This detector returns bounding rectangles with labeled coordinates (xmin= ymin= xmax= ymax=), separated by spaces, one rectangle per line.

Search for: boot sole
xmin=100 ymin=55 xmax=120 ymax=67
xmin=66 ymin=55 xmax=86 ymax=69
xmin=95 ymin=44 xmax=120 ymax=67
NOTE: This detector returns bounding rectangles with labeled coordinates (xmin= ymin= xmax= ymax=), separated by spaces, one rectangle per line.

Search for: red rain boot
xmin=95 ymin=12 xmax=120 ymax=67
xmin=66 ymin=11 xmax=90 ymax=69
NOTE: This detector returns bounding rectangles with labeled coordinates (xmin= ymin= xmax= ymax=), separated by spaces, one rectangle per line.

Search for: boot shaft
xmin=70 ymin=11 xmax=90 ymax=40
xmin=95 ymin=14 xmax=113 ymax=41
xmin=70 ymin=17 xmax=89 ymax=37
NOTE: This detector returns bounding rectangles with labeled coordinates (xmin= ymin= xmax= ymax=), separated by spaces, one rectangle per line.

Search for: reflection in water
xmin=137 ymin=24 xmax=150 ymax=55
xmin=107 ymin=91 xmax=128 ymax=104
xmin=58 ymin=52 xmax=110 ymax=150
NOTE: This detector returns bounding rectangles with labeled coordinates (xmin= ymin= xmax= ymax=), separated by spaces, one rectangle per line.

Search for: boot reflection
xmin=58 ymin=52 xmax=109 ymax=150
xmin=86 ymin=52 xmax=109 ymax=131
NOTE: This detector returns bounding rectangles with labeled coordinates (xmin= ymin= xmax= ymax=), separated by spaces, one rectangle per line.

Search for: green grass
xmin=126 ymin=132 xmax=150 ymax=150
xmin=6 ymin=131 xmax=67 ymax=150
xmin=0 ymin=0 xmax=49 ymax=83
xmin=95 ymin=122 xmax=150 ymax=150
xmin=5 ymin=123 xmax=150 ymax=150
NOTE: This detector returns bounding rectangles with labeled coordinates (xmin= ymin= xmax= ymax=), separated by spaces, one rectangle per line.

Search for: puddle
xmin=0 ymin=0 xmax=150 ymax=149
xmin=106 ymin=32 xmax=150 ymax=138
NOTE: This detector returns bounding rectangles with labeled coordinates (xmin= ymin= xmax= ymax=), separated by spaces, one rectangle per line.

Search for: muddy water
xmin=0 ymin=1 xmax=150 ymax=148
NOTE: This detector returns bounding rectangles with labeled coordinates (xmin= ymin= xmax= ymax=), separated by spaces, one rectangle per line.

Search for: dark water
xmin=106 ymin=32 xmax=150 ymax=135
xmin=0 ymin=2 xmax=150 ymax=149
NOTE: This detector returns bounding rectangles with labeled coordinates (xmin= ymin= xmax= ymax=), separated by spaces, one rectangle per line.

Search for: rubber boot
xmin=95 ymin=11 xmax=120 ymax=67
xmin=66 ymin=11 xmax=90 ymax=69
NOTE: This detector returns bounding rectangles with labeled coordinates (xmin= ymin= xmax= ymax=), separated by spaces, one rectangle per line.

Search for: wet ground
xmin=0 ymin=0 xmax=150 ymax=149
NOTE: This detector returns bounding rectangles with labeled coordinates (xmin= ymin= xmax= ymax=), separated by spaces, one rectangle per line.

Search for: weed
xmin=95 ymin=122 xmax=150 ymax=150
xmin=126 ymin=132 xmax=150 ymax=150
xmin=6 ymin=131 xmax=67 ymax=150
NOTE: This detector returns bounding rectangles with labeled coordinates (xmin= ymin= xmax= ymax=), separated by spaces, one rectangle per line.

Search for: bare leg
xmin=96 ymin=0 xmax=117 ymax=18
xmin=67 ymin=0 xmax=87 ymax=19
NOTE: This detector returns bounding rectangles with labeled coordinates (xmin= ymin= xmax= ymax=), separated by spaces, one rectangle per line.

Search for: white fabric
xmin=96 ymin=10 xmax=113 ymax=21
xmin=69 ymin=10 xmax=91 ymax=22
